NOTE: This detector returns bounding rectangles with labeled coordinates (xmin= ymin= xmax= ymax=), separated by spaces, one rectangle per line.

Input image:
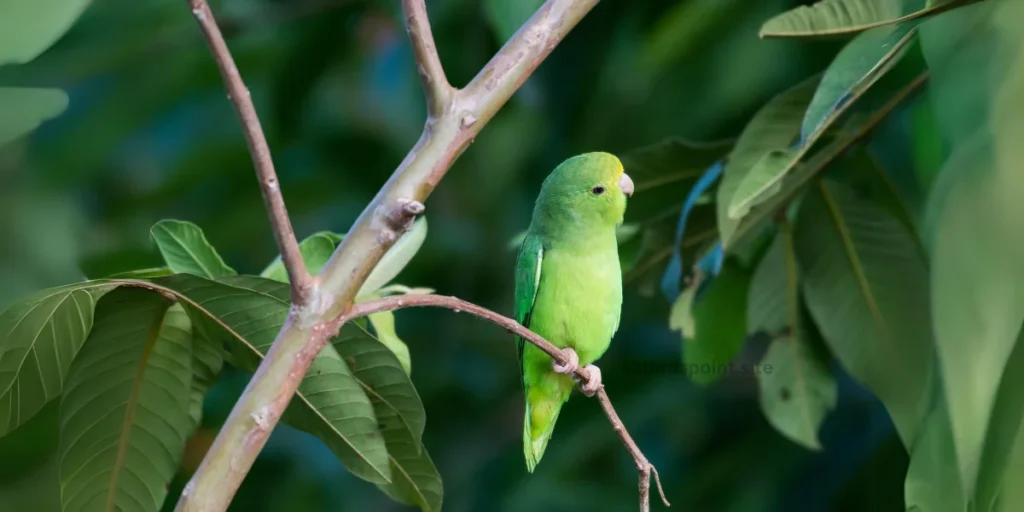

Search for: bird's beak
xmin=619 ymin=172 xmax=634 ymax=197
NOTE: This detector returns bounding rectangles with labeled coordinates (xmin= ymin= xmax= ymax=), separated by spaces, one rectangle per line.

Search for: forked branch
xmin=176 ymin=0 xmax=604 ymax=510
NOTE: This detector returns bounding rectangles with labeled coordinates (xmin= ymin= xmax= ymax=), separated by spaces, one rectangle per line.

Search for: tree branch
xmin=176 ymin=0 xmax=602 ymax=510
xmin=343 ymin=294 xmax=671 ymax=510
xmin=403 ymin=0 xmax=451 ymax=119
xmin=185 ymin=0 xmax=312 ymax=305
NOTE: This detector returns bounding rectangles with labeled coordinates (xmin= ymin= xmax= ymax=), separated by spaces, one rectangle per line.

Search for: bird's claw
xmin=552 ymin=348 xmax=579 ymax=375
xmin=581 ymin=364 xmax=603 ymax=397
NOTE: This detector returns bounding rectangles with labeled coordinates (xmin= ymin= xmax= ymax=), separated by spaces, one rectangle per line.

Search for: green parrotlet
xmin=514 ymin=152 xmax=634 ymax=472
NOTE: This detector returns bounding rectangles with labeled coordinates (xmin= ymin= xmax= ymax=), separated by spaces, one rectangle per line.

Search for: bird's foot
xmin=552 ymin=348 xmax=580 ymax=375
xmin=581 ymin=364 xmax=603 ymax=397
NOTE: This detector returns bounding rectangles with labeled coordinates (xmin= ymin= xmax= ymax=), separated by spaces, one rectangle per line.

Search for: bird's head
xmin=534 ymin=152 xmax=633 ymax=230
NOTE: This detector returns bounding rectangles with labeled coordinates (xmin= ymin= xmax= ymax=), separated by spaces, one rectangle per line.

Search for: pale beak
xmin=619 ymin=172 xmax=634 ymax=196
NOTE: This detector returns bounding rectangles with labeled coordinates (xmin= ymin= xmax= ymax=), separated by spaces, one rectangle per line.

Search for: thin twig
xmin=176 ymin=0 xmax=602 ymax=511
xmin=343 ymin=294 xmax=671 ymax=509
xmin=185 ymin=0 xmax=312 ymax=304
xmin=402 ymin=0 xmax=452 ymax=118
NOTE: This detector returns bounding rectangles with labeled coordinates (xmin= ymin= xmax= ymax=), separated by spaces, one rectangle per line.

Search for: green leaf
xmin=758 ymin=335 xmax=836 ymax=451
xmin=0 ymin=88 xmax=69 ymax=148
xmin=366 ymin=310 xmax=412 ymax=376
xmin=794 ymin=179 xmax=933 ymax=447
xmin=150 ymin=220 xmax=236 ymax=279
xmin=0 ymin=281 xmax=114 ymax=437
xmin=974 ymin=330 xmax=1024 ymax=511
xmin=759 ymin=0 xmax=969 ymax=38
xmin=0 ymin=0 xmax=91 ymax=65
xmin=187 ymin=308 xmax=223 ymax=429
xmin=333 ymin=333 xmax=442 ymax=512
xmin=920 ymin=0 xmax=1024 ymax=499
xmin=358 ymin=217 xmax=428 ymax=298
xmin=718 ymin=76 xmax=818 ymax=247
xmin=152 ymin=274 xmax=392 ymax=485
xmin=727 ymin=23 xmax=917 ymax=220
xmin=904 ymin=389 xmax=965 ymax=512
xmin=483 ymin=0 xmax=545 ymax=43
xmin=750 ymin=228 xmax=836 ymax=450
xmin=105 ymin=268 xmax=174 ymax=279
xmin=261 ymin=231 xmax=341 ymax=282
xmin=58 ymin=288 xmax=192 ymax=512
xmin=747 ymin=230 xmax=793 ymax=337
xmin=682 ymin=260 xmax=751 ymax=386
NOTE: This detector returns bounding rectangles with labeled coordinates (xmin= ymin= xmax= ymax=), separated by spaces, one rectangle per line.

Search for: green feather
xmin=514 ymin=152 xmax=630 ymax=471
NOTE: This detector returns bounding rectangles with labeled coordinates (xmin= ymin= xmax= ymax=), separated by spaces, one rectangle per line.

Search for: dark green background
xmin=0 ymin=0 xmax=908 ymax=510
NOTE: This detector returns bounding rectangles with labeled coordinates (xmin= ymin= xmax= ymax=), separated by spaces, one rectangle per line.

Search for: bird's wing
xmin=514 ymin=233 xmax=544 ymax=381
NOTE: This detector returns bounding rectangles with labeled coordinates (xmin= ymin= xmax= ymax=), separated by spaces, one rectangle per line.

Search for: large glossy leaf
xmin=727 ymin=24 xmax=917 ymax=220
xmin=718 ymin=76 xmax=818 ymax=247
xmin=0 ymin=87 xmax=69 ymax=148
xmin=760 ymin=0 xmax=969 ymax=38
xmin=58 ymin=288 xmax=192 ymax=512
xmin=750 ymin=228 xmax=836 ymax=450
xmin=149 ymin=274 xmax=392 ymax=485
xmin=794 ymin=179 xmax=933 ymax=447
xmin=0 ymin=281 xmax=114 ymax=437
xmin=682 ymin=259 xmax=751 ymax=386
xmin=0 ymin=0 xmax=91 ymax=65
xmin=150 ymin=220 xmax=236 ymax=279
xmin=920 ymin=0 xmax=1024 ymax=499
xmin=333 ymin=333 xmax=441 ymax=511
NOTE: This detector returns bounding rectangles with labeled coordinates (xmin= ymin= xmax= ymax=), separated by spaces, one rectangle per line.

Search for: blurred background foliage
xmin=1 ymin=0 xmax=1019 ymax=511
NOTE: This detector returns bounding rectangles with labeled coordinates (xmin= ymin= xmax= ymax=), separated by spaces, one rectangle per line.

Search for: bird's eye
xmin=591 ymin=185 xmax=606 ymax=195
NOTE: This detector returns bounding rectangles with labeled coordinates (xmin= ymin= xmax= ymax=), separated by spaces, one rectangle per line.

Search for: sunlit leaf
xmin=150 ymin=220 xmax=236 ymax=279
xmin=58 ymin=288 xmax=191 ymax=512
xmin=0 ymin=281 xmax=114 ymax=437
xmin=0 ymin=88 xmax=69 ymax=148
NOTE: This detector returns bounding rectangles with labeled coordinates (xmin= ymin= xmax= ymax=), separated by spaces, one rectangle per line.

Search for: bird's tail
xmin=523 ymin=372 xmax=574 ymax=472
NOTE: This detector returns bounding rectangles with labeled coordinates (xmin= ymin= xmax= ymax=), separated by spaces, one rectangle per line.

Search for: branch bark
xmin=343 ymin=294 xmax=671 ymax=510
xmin=185 ymin=0 xmax=312 ymax=304
xmin=176 ymin=0 xmax=603 ymax=510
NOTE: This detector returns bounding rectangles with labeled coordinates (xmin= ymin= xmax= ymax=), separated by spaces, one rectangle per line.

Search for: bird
xmin=514 ymin=151 xmax=633 ymax=472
